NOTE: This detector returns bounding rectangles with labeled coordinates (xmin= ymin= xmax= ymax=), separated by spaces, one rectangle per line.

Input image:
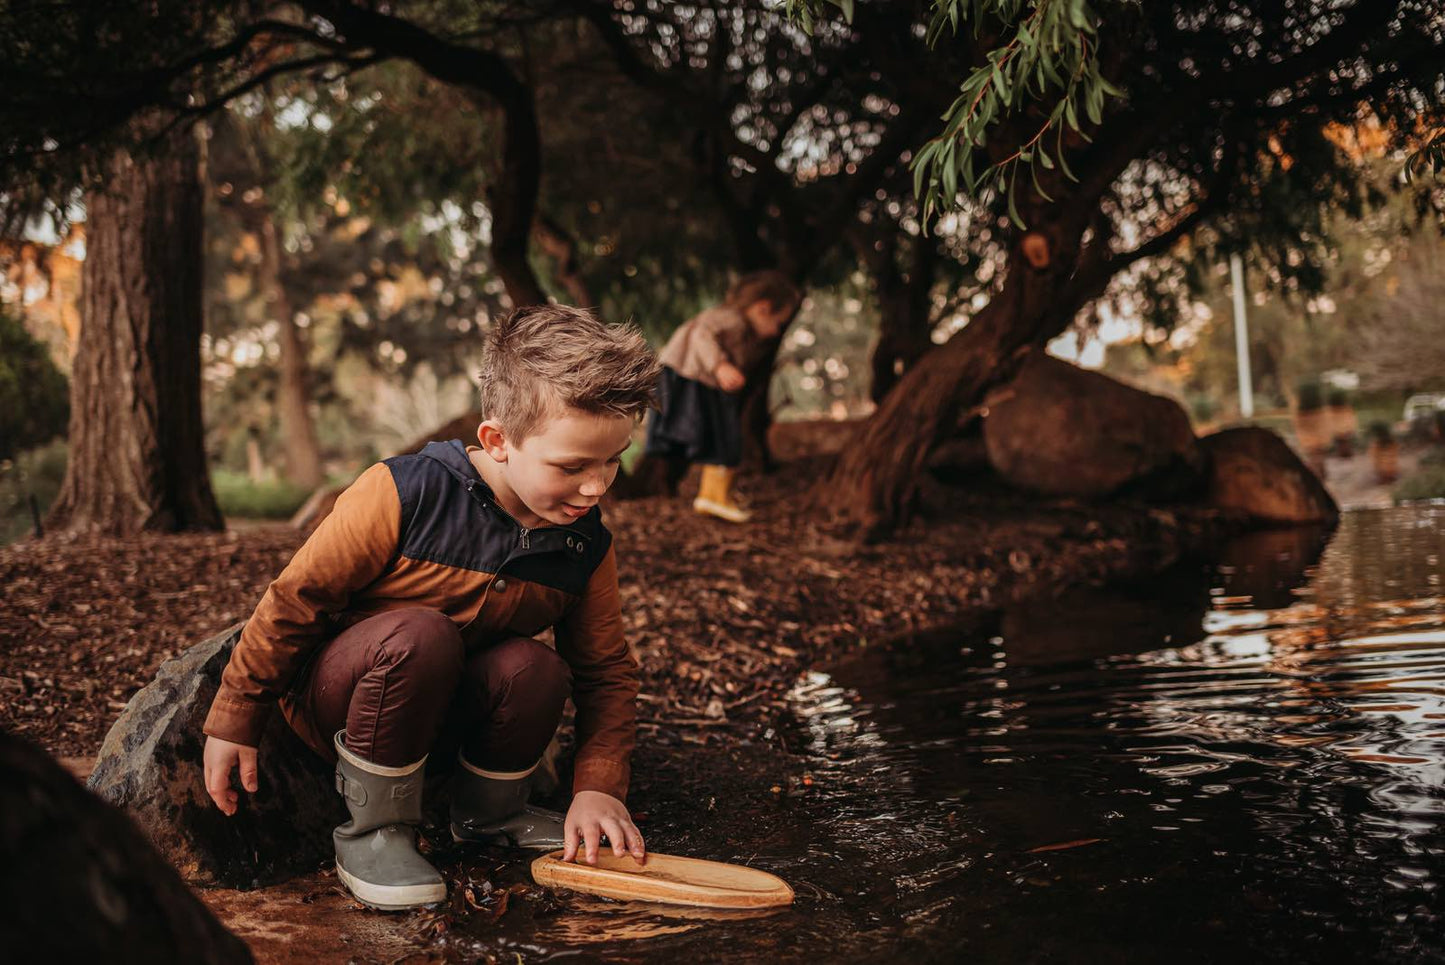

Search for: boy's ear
xmin=477 ymin=421 xmax=509 ymax=462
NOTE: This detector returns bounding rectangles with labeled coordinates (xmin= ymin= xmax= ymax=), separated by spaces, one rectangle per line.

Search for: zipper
xmin=464 ymin=480 xmax=572 ymax=552
xmin=461 ymin=459 xmax=585 ymax=554
xmin=456 ymin=458 xmax=581 ymax=637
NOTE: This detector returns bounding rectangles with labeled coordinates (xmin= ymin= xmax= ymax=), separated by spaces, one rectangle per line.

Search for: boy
xmin=201 ymin=305 xmax=658 ymax=911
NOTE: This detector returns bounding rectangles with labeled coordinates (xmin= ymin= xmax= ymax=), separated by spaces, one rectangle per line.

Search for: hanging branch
xmin=788 ymin=0 xmax=1125 ymax=226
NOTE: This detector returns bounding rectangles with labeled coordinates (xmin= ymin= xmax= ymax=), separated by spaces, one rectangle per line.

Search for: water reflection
xmin=786 ymin=506 xmax=1445 ymax=962
xmin=438 ymin=508 xmax=1445 ymax=962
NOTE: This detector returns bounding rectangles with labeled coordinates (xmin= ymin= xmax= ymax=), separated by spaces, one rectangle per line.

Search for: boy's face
xmin=744 ymin=299 xmax=796 ymax=339
xmin=475 ymin=406 xmax=633 ymax=529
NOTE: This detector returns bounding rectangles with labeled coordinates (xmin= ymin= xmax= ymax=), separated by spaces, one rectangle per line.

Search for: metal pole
xmin=1230 ymin=252 xmax=1254 ymax=420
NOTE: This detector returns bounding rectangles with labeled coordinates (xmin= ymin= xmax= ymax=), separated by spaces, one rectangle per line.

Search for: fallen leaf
xmin=1025 ymin=838 xmax=1103 ymax=854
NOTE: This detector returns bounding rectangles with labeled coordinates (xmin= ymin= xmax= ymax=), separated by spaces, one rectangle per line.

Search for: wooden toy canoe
xmin=530 ymin=850 xmax=794 ymax=909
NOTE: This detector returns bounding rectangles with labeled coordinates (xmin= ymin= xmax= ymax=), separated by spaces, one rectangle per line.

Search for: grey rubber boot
xmin=332 ymin=732 xmax=447 ymax=911
xmin=450 ymin=754 xmax=566 ymax=849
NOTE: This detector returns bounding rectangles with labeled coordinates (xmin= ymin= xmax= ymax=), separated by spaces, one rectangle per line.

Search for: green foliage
xmin=0 ymin=439 xmax=68 ymax=545
xmin=0 ymin=1 xmax=249 ymax=226
xmin=202 ymin=90 xmax=513 ymax=475
xmin=1139 ymin=169 xmax=1445 ymax=423
xmin=915 ymin=0 xmax=1120 ymax=226
xmin=1186 ymin=392 xmax=1217 ymax=425
xmin=786 ymin=0 xmax=1445 ymax=300
xmin=262 ymin=64 xmax=496 ymax=230
xmin=211 ymin=469 xmax=313 ymax=520
xmin=772 ymin=283 xmax=878 ymax=419
xmin=1393 ymin=448 xmax=1445 ymax=502
xmin=789 ymin=0 xmax=1124 ymax=224
xmin=1404 ymin=129 xmax=1445 ymax=184
xmin=0 ymin=309 xmax=69 ymax=460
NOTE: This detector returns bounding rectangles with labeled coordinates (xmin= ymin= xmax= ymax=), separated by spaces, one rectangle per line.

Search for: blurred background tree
xmin=1 ymin=1 xmax=1442 ymax=537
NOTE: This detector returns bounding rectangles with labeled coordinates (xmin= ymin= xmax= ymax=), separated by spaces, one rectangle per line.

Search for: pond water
xmin=449 ymin=506 xmax=1445 ymax=963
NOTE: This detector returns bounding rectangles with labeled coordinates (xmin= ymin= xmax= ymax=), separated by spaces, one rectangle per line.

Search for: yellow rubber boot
xmin=693 ymin=465 xmax=751 ymax=523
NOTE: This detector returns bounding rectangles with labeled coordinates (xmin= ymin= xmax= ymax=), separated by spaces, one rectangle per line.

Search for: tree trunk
xmin=533 ymin=214 xmax=593 ymax=306
xmin=301 ymin=3 xmax=550 ymax=311
xmin=256 ymin=207 xmax=325 ymax=489
xmin=863 ymin=233 xmax=937 ymax=402
xmin=48 ymin=133 xmax=223 ymax=535
xmin=245 ymin=431 xmax=266 ymax=483
xmin=472 ymin=85 xmax=547 ymax=309
xmin=739 ymin=336 xmax=784 ymax=472
xmin=828 ymin=222 xmax=1096 ymax=539
xmin=0 ymin=731 xmax=253 ymax=964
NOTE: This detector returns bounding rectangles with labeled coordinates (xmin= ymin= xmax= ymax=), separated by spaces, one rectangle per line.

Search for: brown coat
xmin=656 ymin=305 xmax=759 ymax=387
xmin=202 ymin=440 xmax=639 ymax=800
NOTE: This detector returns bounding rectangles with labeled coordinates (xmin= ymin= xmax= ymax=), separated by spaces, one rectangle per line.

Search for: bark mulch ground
xmin=0 ymin=439 xmax=1237 ymax=762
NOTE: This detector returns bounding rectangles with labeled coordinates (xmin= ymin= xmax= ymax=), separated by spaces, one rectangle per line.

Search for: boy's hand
xmin=562 ymin=790 xmax=646 ymax=866
xmin=203 ymin=735 xmax=259 ymax=816
xmin=714 ymin=361 xmax=746 ymax=393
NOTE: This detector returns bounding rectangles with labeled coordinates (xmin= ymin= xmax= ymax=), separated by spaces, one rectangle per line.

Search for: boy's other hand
xmin=562 ymin=790 xmax=646 ymax=866
xmin=203 ymin=735 xmax=259 ymax=816
xmin=714 ymin=361 xmax=746 ymax=393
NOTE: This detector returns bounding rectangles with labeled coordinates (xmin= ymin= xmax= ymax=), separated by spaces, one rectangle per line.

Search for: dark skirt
xmin=644 ymin=367 xmax=743 ymax=467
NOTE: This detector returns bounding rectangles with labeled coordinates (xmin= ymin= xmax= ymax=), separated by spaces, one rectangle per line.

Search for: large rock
xmin=87 ymin=624 xmax=344 ymax=889
xmin=1 ymin=729 xmax=253 ymax=963
xmin=1198 ymin=426 xmax=1339 ymax=525
xmin=981 ymin=354 xmax=1205 ymax=498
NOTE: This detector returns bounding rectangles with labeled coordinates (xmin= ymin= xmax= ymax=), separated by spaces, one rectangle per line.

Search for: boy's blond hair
xmin=478 ymin=305 xmax=660 ymax=442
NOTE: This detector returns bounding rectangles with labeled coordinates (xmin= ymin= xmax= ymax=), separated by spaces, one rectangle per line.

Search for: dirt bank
xmin=1 ymin=448 xmax=1238 ymax=758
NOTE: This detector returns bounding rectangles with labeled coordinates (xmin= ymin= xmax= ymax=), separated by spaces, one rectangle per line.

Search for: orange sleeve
xmin=202 ymin=463 xmax=401 ymax=746
xmin=553 ymin=543 xmax=640 ymax=800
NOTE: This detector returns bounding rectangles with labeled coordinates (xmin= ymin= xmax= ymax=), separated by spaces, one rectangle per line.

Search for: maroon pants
xmin=287 ymin=608 xmax=571 ymax=769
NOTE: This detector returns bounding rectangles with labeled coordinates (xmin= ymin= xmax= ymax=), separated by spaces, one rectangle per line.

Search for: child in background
xmin=645 ymin=270 xmax=802 ymax=523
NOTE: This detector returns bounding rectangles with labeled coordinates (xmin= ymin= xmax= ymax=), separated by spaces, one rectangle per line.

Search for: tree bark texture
xmin=0 ymin=730 xmax=253 ymax=963
xmin=828 ymin=219 xmax=1098 ymax=539
xmin=533 ymin=214 xmax=594 ymax=306
xmin=739 ymin=335 xmax=785 ymax=472
xmin=48 ymin=132 xmax=223 ymax=535
xmin=256 ymin=207 xmax=325 ymax=489
xmin=863 ymin=233 xmax=938 ymax=402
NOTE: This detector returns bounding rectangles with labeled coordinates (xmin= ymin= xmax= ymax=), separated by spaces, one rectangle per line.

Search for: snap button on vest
xmin=493 ymin=578 xmax=508 ymax=592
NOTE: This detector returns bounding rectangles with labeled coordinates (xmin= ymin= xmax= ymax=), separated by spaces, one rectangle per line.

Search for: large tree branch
xmin=303 ymin=1 xmax=528 ymax=101
xmin=1061 ymin=130 xmax=1245 ymax=308
xmin=301 ymin=0 xmax=546 ymax=305
xmin=164 ymin=53 xmax=380 ymax=127
xmin=1255 ymin=42 xmax=1444 ymax=121
xmin=79 ymin=17 xmax=352 ymax=94
xmin=802 ymin=106 xmax=936 ymax=269
xmin=1204 ymin=0 xmax=1405 ymax=99
xmin=565 ymin=0 xmax=691 ymax=98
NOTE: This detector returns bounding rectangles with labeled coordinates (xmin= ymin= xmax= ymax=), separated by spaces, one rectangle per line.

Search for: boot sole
xmin=693 ymin=498 xmax=751 ymax=523
xmin=451 ymin=822 xmax=512 ymax=846
xmin=336 ymin=863 xmax=446 ymax=911
xmin=451 ymin=823 xmax=565 ymax=849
